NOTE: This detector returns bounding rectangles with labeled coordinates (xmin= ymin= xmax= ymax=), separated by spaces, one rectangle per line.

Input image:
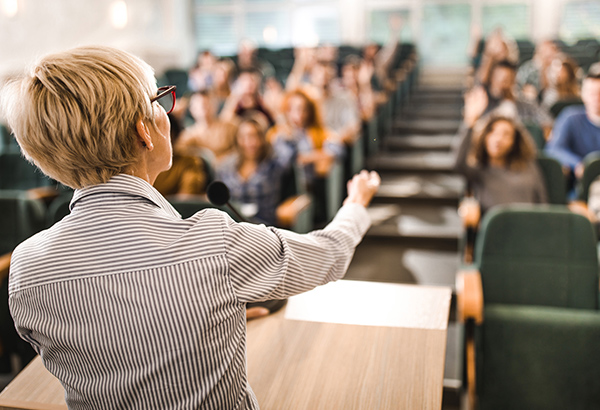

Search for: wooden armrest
xmin=568 ymin=200 xmax=597 ymax=224
xmin=457 ymin=269 xmax=483 ymax=410
xmin=0 ymin=252 xmax=11 ymax=284
xmin=27 ymin=186 xmax=60 ymax=204
xmin=276 ymin=195 xmax=311 ymax=228
xmin=456 ymin=269 xmax=483 ymax=324
xmin=458 ymin=198 xmax=481 ymax=228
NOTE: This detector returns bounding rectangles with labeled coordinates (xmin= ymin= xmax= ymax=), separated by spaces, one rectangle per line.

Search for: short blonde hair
xmin=0 ymin=46 xmax=157 ymax=188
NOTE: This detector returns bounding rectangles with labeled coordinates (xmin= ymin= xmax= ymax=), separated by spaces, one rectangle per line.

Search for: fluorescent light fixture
xmin=2 ymin=0 xmax=18 ymax=18
xmin=110 ymin=0 xmax=127 ymax=29
xmin=263 ymin=25 xmax=278 ymax=44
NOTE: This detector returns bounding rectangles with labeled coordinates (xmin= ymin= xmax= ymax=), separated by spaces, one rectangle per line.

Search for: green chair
xmin=0 ymin=152 xmax=54 ymax=190
xmin=0 ymin=190 xmax=47 ymax=255
xmin=576 ymin=151 xmax=600 ymax=202
xmin=536 ymin=155 xmax=567 ymax=205
xmin=169 ymin=199 xmax=239 ymax=221
xmin=0 ymin=191 xmax=47 ymax=374
xmin=524 ymin=123 xmax=546 ymax=151
xmin=457 ymin=205 xmax=600 ymax=410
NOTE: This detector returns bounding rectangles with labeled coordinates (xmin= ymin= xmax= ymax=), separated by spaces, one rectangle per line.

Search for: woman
xmin=1 ymin=46 xmax=379 ymax=409
xmin=455 ymin=87 xmax=548 ymax=225
xmin=544 ymin=57 xmax=583 ymax=117
xmin=268 ymin=89 xmax=342 ymax=183
xmin=217 ymin=118 xmax=283 ymax=226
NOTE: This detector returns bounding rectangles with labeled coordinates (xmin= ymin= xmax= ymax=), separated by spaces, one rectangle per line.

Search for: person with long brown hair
xmin=216 ymin=118 xmax=283 ymax=226
xmin=544 ymin=57 xmax=583 ymax=116
xmin=454 ymin=87 xmax=548 ymax=218
xmin=268 ymin=88 xmax=343 ymax=181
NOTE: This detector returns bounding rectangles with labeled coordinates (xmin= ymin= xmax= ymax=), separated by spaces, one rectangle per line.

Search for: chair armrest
xmin=276 ymin=195 xmax=312 ymax=228
xmin=27 ymin=186 xmax=60 ymax=204
xmin=456 ymin=269 xmax=484 ymax=324
xmin=0 ymin=252 xmax=11 ymax=284
xmin=457 ymin=269 xmax=483 ymax=410
xmin=568 ymin=200 xmax=597 ymax=224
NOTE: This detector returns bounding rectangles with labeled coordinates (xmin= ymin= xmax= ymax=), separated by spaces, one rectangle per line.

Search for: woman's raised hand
xmin=344 ymin=170 xmax=381 ymax=208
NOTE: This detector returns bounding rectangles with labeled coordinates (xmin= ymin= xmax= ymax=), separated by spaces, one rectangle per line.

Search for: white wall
xmin=0 ymin=0 xmax=583 ymax=77
xmin=0 ymin=0 xmax=196 ymax=79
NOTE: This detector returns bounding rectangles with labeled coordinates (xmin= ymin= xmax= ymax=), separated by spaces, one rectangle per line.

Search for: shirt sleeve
xmin=452 ymin=125 xmax=478 ymax=180
xmin=222 ymin=203 xmax=371 ymax=303
xmin=545 ymin=111 xmax=582 ymax=170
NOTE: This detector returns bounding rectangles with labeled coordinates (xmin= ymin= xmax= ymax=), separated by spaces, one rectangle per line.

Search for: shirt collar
xmin=70 ymin=174 xmax=181 ymax=219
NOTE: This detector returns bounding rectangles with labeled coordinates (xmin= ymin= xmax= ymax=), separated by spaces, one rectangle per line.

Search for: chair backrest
xmin=577 ymin=151 xmax=600 ymax=201
xmin=475 ymin=205 xmax=599 ymax=310
xmin=524 ymin=123 xmax=546 ymax=150
xmin=0 ymin=190 xmax=47 ymax=255
xmin=169 ymin=199 xmax=240 ymax=221
xmin=536 ymin=155 xmax=567 ymax=204
xmin=0 ymin=152 xmax=54 ymax=190
xmin=46 ymin=192 xmax=74 ymax=227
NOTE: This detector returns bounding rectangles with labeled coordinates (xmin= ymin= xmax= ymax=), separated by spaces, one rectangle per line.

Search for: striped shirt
xmin=8 ymin=174 xmax=371 ymax=409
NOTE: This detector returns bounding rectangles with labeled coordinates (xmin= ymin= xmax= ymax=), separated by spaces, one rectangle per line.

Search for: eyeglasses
xmin=150 ymin=85 xmax=177 ymax=115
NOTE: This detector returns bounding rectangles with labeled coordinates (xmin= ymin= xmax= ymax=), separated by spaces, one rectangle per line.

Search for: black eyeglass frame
xmin=150 ymin=85 xmax=177 ymax=115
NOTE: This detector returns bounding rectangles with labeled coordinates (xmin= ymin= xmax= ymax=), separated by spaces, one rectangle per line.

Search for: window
xmin=368 ymin=9 xmax=412 ymax=45
xmin=482 ymin=4 xmax=530 ymax=40
xmin=194 ymin=13 xmax=237 ymax=56
xmin=560 ymin=1 xmax=600 ymax=43
xmin=292 ymin=5 xmax=340 ymax=46
xmin=245 ymin=11 xmax=291 ymax=48
xmin=420 ymin=4 xmax=471 ymax=66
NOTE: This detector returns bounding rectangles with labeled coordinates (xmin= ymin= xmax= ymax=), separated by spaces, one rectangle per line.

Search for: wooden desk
xmin=0 ymin=280 xmax=451 ymax=410
xmin=247 ymin=280 xmax=451 ymax=410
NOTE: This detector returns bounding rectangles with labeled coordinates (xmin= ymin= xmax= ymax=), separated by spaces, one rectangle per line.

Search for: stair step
xmin=345 ymin=239 xmax=460 ymax=287
xmin=373 ymin=173 xmax=465 ymax=201
xmin=399 ymin=107 xmax=463 ymax=121
xmin=410 ymin=94 xmax=463 ymax=104
xmin=385 ymin=135 xmax=456 ymax=151
xmin=393 ymin=119 xmax=462 ymax=135
xmin=366 ymin=203 xmax=462 ymax=240
xmin=368 ymin=152 xmax=456 ymax=173
xmin=416 ymin=86 xmax=464 ymax=96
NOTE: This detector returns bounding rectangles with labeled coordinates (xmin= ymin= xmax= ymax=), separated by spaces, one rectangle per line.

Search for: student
xmin=216 ymin=118 xmax=283 ymax=226
xmin=454 ymin=87 xmax=548 ymax=225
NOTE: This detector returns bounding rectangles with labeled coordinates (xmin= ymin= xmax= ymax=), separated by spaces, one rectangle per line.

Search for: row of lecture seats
xmin=457 ymin=205 xmax=600 ymax=410
xmin=516 ymin=38 xmax=600 ymax=71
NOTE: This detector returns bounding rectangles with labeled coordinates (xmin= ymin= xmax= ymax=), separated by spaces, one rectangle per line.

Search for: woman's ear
xmin=135 ymin=118 xmax=154 ymax=151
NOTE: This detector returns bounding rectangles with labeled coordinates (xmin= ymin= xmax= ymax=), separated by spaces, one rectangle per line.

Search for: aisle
xmin=344 ymin=71 xmax=466 ymax=409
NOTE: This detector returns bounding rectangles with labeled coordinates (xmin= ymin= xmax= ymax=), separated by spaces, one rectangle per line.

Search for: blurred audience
xmin=268 ymin=89 xmax=342 ymax=181
xmin=454 ymin=87 xmax=548 ymax=225
xmin=545 ymin=63 xmax=600 ymax=181
xmin=177 ymin=91 xmax=238 ymax=164
xmin=216 ymin=118 xmax=283 ymax=226
xmin=483 ymin=60 xmax=553 ymax=137
xmin=154 ymin=114 xmax=208 ymax=197
xmin=474 ymin=28 xmax=519 ymax=87
xmin=544 ymin=57 xmax=583 ymax=116
xmin=188 ymin=50 xmax=217 ymax=93
xmin=236 ymin=39 xmax=275 ymax=81
xmin=516 ymin=40 xmax=558 ymax=102
xmin=221 ymin=68 xmax=275 ymax=127
xmin=308 ymin=61 xmax=361 ymax=146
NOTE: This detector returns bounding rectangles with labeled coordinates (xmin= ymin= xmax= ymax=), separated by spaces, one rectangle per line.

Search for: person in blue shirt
xmin=216 ymin=118 xmax=284 ymax=226
xmin=545 ymin=63 xmax=600 ymax=180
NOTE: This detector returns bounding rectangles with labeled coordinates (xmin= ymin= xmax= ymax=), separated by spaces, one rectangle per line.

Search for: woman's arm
xmin=223 ymin=171 xmax=380 ymax=303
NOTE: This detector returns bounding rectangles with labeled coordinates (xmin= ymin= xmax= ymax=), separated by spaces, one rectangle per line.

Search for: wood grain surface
xmin=0 ymin=282 xmax=451 ymax=410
